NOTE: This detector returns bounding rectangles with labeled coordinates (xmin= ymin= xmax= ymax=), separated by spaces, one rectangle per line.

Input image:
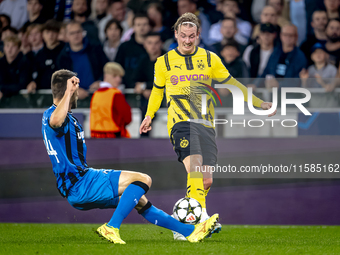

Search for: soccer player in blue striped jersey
xmin=42 ymin=69 xmax=219 ymax=244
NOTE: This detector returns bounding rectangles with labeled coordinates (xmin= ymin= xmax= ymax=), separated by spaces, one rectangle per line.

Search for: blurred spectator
xmin=1 ymin=26 xmax=17 ymax=40
xmin=98 ymin=0 xmax=128 ymax=43
xmin=92 ymin=0 xmax=109 ymax=25
xmin=90 ymin=62 xmax=131 ymax=138
xmin=259 ymin=24 xmax=307 ymax=87
xmin=300 ymin=43 xmax=337 ymax=89
xmin=243 ymin=23 xmax=276 ymax=78
xmin=72 ymin=0 xmax=100 ymax=45
xmin=54 ymin=0 xmax=91 ymax=22
xmin=211 ymin=18 xmax=245 ymax=56
xmin=325 ymin=19 xmax=340 ymax=67
xmin=26 ymin=24 xmax=44 ymax=55
xmin=56 ymin=21 xmax=108 ymax=99
xmin=120 ymin=9 xmax=134 ymax=42
xmin=58 ymin=22 xmax=68 ymax=42
xmin=115 ymin=14 xmax=150 ymax=88
xmin=0 ymin=0 xmax=28 ymax=29
xmin=22 ymin=0 xmax=47 ymax=31
xmin=0 ymin=36 xmax=32 ymax=100
xmin=34 ymin=19 xmax=65 ymax=90
xmin=0 ymin=13 xmax=10 ymax=28
xmin=103 ymin=19 xmax=123 ymax=61
xmin=324 ymin=0 xmax=340 ymax=19
xmin=290 ymin=0 xmax=307 ymax=45
xmin=133 ymin=32 xmax=165 ymax=131
xmin=177 ymin=0 xmax=211 ymax=45
xmin=220 ymin=39 xmax=249 ymax=78
xmin=300 ymin=10 xmax=328 ymax=65
xmin=18 ymin=27 xmax=31 ymax=56
xmin=252 ymin=6 xmax=280 ymax=41
xmin=208 ymin=0 xmax=252 ymax=46
xmin=147 ymin=3 xmax=173 ymax=42
xmin=268 ymin=0 xmax=290 ymax=27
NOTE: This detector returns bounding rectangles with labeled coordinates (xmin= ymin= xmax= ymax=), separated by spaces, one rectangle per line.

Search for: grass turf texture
xmin=1 ymin=224 xmax=340 ymax=255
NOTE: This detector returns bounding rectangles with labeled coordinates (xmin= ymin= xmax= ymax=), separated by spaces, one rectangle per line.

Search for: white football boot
xmin=201 ymin=208 xmax=222 ymax=237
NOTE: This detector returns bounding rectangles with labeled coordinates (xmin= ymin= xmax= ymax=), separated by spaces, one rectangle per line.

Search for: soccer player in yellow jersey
xmin=139 ymin=12 xmax=276 ymax=240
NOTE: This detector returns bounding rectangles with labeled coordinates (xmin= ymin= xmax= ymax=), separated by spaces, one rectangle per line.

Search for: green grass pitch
xmin=1 ymin=223 xmax=340 ymax=255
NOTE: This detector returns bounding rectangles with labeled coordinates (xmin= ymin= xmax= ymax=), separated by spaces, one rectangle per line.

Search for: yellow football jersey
xmin=146 ymin=46 xmax=263 ymax=136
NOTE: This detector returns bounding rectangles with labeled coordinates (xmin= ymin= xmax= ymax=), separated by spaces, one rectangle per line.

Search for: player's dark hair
xmin=104 ymin=19 xmax=123 ymax=35
xmin=42 ymin=19 xmax=61 ymax=33
xmin=173 ymin=12 xmax=200 ymax=32
xmin=51 ymin=69 xmax=77 ymax=100
xmin=0 ymin=14 xmax=11 ymax=27
xmin=133 ymin=13 xmax=151 ymax=26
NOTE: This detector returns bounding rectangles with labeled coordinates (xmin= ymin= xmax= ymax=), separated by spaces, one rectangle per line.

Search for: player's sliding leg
xmin=97 ymin=171 xmax=152 ymax=244
xmin=136 ymin=197 xmax=219 ymax=242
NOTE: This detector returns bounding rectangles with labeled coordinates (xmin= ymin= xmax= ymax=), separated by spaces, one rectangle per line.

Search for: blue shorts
xmin=67 ymin=168 xmax=121 ymax=210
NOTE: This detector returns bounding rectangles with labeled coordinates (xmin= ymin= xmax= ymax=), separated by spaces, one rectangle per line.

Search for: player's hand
xmin=66 ymin=76 xmax=79 ymax=95
xmin=261 ymin=102 xmax=277 ymax=117
xmin=139 ymin=115 xmax=152 ymax=134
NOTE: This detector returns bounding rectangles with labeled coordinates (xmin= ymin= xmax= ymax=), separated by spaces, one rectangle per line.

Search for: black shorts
xmin=170 ymin=121 xmax=217 ymax=166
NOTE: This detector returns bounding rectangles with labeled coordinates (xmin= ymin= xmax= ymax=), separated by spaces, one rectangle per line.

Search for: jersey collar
xmin=175 ymin=46 xmax=198 ymax=57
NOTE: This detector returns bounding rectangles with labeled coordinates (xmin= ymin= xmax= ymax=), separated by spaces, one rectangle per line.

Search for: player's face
xmin=175 ymin=25 xmax=199 ymax=55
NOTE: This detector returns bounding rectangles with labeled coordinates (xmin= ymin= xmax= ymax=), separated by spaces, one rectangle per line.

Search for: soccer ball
xmin=173 ymin=197 xmax=202 ymax=224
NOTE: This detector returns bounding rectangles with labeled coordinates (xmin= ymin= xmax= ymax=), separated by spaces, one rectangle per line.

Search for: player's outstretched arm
xmin=50 ymin=76 xmax=79 ymax=128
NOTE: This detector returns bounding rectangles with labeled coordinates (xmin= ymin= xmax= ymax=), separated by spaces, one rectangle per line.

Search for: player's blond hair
xmin=103 ymin=62 xmax=125 ymax=77
xmin=173 ymin=12 xmax=200 ymax=33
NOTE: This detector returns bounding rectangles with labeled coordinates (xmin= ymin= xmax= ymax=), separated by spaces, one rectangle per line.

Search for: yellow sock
xmin=186 ymin=172 xmax=206 ymax=209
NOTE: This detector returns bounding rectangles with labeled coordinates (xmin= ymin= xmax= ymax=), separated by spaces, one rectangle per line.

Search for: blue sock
xmin=108 ymin=182 xmax=148 ymax=229
xmin=141 ymin=204 xmax=194 ymax=237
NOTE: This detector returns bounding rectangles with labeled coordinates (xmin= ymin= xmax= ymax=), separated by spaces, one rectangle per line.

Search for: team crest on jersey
xmin=180 ymin=137 xmax=189 ymax=148
xmin=197 ymin=60 xmax=205 ymax=70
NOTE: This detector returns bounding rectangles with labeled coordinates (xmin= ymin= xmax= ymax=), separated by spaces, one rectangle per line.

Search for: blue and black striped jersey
xmin=42 ymin=104 xmax=88 ymax=197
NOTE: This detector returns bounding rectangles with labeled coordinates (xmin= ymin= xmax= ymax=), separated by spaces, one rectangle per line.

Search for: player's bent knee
xmin=139 ymin=173 xmax=152 ymax=188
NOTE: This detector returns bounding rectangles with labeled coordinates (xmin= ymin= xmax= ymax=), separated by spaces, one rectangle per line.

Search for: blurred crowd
xmin=0 ymin=0 xmax=339 ymax=107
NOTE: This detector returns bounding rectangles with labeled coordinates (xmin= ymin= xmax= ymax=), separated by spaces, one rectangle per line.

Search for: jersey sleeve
xmin=145 ymin=58 xmax=165 ymax=119
xmin=211 ymin=52 xmax=264 ymax=108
